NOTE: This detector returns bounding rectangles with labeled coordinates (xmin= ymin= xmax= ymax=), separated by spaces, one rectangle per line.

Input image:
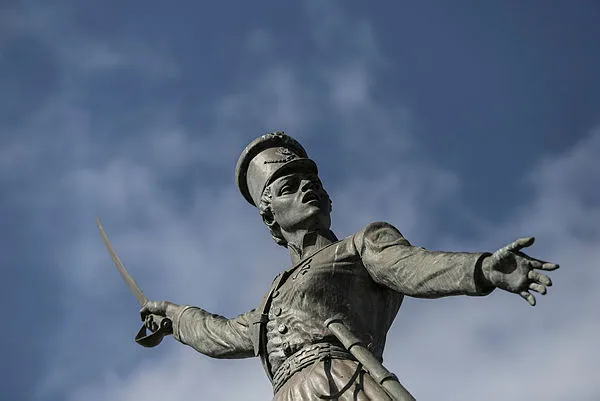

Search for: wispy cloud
xmin=1 ymin=1 xmax=597 ymax=401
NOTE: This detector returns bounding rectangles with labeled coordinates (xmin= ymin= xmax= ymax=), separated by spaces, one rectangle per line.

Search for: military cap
xmin=236 ymin=132 xmax=318 ymax=206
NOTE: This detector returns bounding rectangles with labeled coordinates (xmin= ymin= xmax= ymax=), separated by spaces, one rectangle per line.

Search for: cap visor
xmin=265 ymin=158 xmax=318 ymax=187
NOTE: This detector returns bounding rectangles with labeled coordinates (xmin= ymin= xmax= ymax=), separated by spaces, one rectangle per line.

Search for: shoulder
xmin=352 ymin=221 xmax=411 ymax=253
xmin=355 ymin=221 xmax=407 ymax=241
xmin=356 ymin=221 xmax=403 ymax=237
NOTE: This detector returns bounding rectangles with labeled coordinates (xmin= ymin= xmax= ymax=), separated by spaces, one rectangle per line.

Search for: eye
xmin=279 ymin=183 xmax=295 ymax=195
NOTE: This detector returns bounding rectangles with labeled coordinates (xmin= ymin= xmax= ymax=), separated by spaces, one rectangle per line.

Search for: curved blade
xmin=96 ymin=216 xmax=148 ymax=307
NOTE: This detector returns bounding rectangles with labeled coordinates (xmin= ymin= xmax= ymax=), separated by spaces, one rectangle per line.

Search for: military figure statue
xmin=139 ymin=132 xmax=559 ymax=400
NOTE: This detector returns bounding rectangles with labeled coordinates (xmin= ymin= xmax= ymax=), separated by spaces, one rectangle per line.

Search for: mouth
xmin=302 ymin=191 xmax=321 ymax=205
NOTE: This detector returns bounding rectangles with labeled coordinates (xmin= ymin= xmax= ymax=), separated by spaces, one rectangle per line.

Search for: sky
xmin=1 ymin=1 xmax=599 ymax=400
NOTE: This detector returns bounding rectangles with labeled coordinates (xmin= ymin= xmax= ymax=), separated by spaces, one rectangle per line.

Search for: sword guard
xmin=135 ymin=314 xmax=173 ymax=348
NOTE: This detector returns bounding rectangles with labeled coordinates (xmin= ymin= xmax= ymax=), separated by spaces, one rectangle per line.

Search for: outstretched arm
xmin=355 ymin=222 xmax=494 ymax=298
xmin=355 ymin=222 xmax=559 ymax=304
xmin=141 ymin=301 xmax=256 ymax=359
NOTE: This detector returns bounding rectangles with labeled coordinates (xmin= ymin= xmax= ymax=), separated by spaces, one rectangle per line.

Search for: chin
xmin=298 ymin=213 xmax=330 ymax=231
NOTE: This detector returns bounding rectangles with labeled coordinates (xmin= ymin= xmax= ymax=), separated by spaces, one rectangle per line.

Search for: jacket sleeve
xmin=172 ymin=306 xmax=256 ymax=359
xmin=354 ymin=222 xmax=494 ymax=298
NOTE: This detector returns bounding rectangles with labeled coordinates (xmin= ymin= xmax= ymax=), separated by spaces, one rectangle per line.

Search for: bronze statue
xmin=101 ymin=132 xmax=559 ymax=400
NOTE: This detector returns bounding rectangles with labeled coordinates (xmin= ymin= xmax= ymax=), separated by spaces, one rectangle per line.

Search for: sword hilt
xmin=135 ymin=314 xmax=173 ymax=348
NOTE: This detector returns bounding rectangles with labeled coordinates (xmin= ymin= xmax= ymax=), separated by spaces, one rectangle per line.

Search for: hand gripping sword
xmin=96 ymin=217 xmax=172 ymax=347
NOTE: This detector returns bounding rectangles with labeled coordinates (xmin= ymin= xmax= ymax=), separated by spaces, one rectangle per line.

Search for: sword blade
xmin=96 ymin=216 xmax=148 ymax=307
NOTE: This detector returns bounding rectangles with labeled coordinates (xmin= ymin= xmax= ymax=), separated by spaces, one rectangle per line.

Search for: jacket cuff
xmin=172 ymin=305 xmax=197 ymax=343
xmin=473 ymin=252 xmax=495 ymax=295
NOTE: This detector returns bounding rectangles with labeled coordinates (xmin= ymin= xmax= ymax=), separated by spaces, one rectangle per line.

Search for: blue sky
xmin=2 ymin=1 xmax=599 ymax=400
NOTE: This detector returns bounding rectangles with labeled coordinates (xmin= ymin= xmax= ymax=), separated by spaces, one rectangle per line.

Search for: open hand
xmin=481 ymin=237 xmax=559 ymax=306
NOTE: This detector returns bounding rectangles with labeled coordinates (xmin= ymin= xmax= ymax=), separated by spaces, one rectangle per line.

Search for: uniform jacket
xmin=172 ymin=222 xmax=493 ymax=395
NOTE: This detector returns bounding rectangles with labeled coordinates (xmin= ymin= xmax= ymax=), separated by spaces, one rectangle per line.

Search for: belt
xmin=272 ymin=342 xmax=354 ymax=394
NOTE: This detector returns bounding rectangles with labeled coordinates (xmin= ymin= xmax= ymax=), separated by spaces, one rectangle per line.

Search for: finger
xmin=517 ymin=251 xmax=559 ymax=272
xmin=528 ymin=270 xmax=552 ymax=286
xmin=520 ymin=291 xmax=536 ymax=306
xmin=506 ymin=237 xmax=535 ymax=252
xmin=540 ymin=262 xmax=560 ymax=271
xmin=529 ymin=283 xmax=547 ymax=295
xmin=144 ymin=315 xmax=161 ymax=332
xmin=526 ymin=258 xmax=543 ymax=269
xmin=523 ymin=255 xmax=558 ymax=270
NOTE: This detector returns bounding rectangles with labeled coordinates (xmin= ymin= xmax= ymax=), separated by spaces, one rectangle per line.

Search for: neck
xmin=285 ymin=228 xmax=338 ymax=264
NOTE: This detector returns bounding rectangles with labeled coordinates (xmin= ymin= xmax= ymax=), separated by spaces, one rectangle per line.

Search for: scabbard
xmin=325 ymin=317 xmax=416 ymax=401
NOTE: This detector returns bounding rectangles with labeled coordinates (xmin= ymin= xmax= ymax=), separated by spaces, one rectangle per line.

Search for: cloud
xmin=65 ymin=348 xmax=271 ymax=401
xmin=407 ymin=128 xmax=600 ymax=400
xmin=2 ymin=1 xmax=597 ymax=401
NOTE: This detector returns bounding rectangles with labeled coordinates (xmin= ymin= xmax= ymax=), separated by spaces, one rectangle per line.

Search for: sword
xmin=96 ymin=216 xmax=172 ymax=347
xmin=325 ymin=317 xmax=416 ymax=401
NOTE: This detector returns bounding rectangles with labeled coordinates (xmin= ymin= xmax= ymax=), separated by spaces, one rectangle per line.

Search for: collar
xmin=288 ymin=230 xmax=338 ymax=264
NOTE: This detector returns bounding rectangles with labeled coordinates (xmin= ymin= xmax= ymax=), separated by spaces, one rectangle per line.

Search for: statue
xmin=100 ymin=132 xmax=559 ymax=400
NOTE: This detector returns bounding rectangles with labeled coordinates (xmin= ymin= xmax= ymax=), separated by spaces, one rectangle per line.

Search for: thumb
xmin=495 ymin=237 xmax=535 ymax=260
xmin=505 ymin=237 xmax=535 ymax=252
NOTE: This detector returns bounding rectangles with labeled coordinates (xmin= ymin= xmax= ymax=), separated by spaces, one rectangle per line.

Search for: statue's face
xmin=268 ymin=171 xmax=331 ymax=233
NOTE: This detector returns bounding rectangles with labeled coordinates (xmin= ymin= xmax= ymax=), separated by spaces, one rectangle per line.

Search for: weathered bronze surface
xmin=110 ymin=132 xmax=559 ymax=400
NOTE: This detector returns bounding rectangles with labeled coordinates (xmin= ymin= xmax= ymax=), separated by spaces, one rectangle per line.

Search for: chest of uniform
xmin=274 ymin=241 xmax=371 ymax=307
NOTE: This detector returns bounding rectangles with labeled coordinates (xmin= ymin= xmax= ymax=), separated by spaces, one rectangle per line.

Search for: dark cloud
xmin=1 ymin=1 xmax=598 ymax=400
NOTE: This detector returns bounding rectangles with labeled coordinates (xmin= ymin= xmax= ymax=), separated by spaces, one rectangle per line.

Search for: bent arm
xmin=171 ymin=305 xmax=256 ymax=359
xmin=355 ymin=222 xmax=494 ymax=298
